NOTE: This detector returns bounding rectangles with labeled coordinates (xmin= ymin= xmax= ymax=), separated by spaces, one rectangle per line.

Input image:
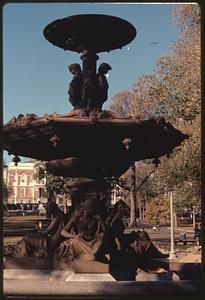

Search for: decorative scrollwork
xmin=50 ymin=134 xmax=60 ymax=148
xmin=122 ymin=138 xmax=132 ymax=150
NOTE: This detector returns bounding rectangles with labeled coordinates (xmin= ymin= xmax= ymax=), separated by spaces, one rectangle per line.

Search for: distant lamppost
xmin=188 ymin=180 xmax=198 ymax=229
xmin=129 ymin=161 xmax=137 ymax=227
xmin=168 ymin=190 xmax=177 ymax=260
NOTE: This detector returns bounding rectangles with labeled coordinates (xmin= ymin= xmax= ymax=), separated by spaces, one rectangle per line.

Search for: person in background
xmin=38 ymin=201 xmax=45 ymax=216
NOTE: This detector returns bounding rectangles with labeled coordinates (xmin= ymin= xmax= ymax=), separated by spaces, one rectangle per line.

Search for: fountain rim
xmin=43 ymin=13 xmax=137 ymax=53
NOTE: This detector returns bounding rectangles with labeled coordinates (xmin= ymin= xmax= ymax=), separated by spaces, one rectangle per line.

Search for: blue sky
xmin=3 ymin=2 xmax=180 ymax=163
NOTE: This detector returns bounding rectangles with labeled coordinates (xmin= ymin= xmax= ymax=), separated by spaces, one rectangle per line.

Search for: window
xmin=39 ymin=188 xmax=45 ymax=197
xmin=20 ymin=187 xmax=26 ymax=197
xmin=28 ymin=187 xmax=33 ymax=197
xmin=27 ymin=175 xmax=32 ymax=184
xmin=9 ymin=176 xmax=13 ymax=185
xmin=13 ymin=174 xmax=18 ymax=183
xmin=20 ymin=173 xmax=27 ymax=184
xmin=12 ymin=187 xmax=16 ymax=196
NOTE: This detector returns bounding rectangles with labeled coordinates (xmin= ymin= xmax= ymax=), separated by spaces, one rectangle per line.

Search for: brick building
xmin=6 ymin=161 xmax=47 ymax=204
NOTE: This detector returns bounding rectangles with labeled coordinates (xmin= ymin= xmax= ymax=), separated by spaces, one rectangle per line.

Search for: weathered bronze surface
xmin=44 ymin=15 xmax=135 ymax=110
xmin=68 ymin=63 xmax=83 ymax=109
xmin=3 ymin=111 xmax=188 ymax=177
xmin=3 ymin=14 xmax=189 ymax=269
xmin=43 ymin=14 xmax=136 ymax=53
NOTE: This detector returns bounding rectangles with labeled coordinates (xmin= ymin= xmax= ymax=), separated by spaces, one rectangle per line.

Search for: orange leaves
xmin=145 ymin=193 xmax=170 ymax=224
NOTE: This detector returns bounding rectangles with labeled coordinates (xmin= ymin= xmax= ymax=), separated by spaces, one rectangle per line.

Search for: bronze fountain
xmin=3 ymin=14 xmax=187 ymax=203
xmin=3 ymin=15 xmax=188 ymax=275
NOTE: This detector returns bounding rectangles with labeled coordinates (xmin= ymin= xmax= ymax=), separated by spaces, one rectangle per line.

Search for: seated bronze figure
xmin=4 ymin=201 xmax=69 ymax=258
xmin=56 ymin=199 xmax=107 ymax=262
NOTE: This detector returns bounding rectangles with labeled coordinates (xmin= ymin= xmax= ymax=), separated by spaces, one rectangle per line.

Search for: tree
xmin=145 ymin=193 xmax=170 ymax=225
xmin=110 ymin=4 xmax=201 ymax=215
xmin=110 ymin=90 xmax=134 ymax=117
xmin=34 ymin=161 xmax=70 ymax=199
xmin=152 ymin=4 xmax=200 ymax=211
xmin=129 ymin=163 xmax=137 ymax=227
xmin=114 ymin=161 xmax=157 ymax=226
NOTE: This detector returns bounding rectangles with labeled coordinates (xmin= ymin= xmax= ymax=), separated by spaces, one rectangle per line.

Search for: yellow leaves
xmin=145 ymin=193 xmax=170 ymax=224
xmin=110 ymin=4 xmax=200 ymax=212
xmin=131 ymin=5 xmax=201 ymax=212
xmin=111 ymin=3 xmax=200 ymax=125
xmin=171 ymin=4 xmax=200 ymax=30
xmin=110 ymin=89 xmax=134 ymax=117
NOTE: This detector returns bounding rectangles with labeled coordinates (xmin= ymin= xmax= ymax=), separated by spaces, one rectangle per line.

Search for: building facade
xmin=5 ymin=161 xmax=47 ymax=204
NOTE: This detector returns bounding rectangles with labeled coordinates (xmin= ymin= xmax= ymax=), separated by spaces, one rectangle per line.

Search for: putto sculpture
xmin=68 ymin=63 xmax=83 ymax=109
xmin=96 ymin=63 xmax=112 ymax=109
xmin=43 ymin=14 xmax=135 ymax=113
xmin=68 ymin=61 xmax=112 ymax=110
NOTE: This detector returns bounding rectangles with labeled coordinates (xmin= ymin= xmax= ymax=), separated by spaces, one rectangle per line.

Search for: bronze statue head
xmin=83 ymin=198 xmax=98 ymax=216
xmin=113 ymin=199 xmax=128 ymax=215
xmin=98 ymin=63 xmax=112 ymax=74
xmin=68 ymin=63 xmax=81 ymax=75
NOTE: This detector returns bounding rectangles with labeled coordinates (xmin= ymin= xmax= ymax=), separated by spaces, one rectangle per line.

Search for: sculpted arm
xmin=95 ymin=215 xmax=107 ymax=233
xmin=114 ymin=237 xmax=122 ymax=251
xmin=40 ymin=217 xmax=59 ymax=235
xmin=60 ymin=216 xmax=78 ymax=238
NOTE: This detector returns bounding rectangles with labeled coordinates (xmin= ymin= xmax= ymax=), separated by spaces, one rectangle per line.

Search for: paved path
xmin=4 ymin=279 xmax=201 ymax=296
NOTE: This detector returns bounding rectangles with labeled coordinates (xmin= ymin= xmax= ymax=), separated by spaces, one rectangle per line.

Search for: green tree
xmin=34 ymin=161 xmax=70 ymax=198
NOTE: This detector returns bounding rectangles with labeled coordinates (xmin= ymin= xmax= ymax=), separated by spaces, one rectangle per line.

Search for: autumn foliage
xmin=110 ymin=4 xmax=201 ymax=220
